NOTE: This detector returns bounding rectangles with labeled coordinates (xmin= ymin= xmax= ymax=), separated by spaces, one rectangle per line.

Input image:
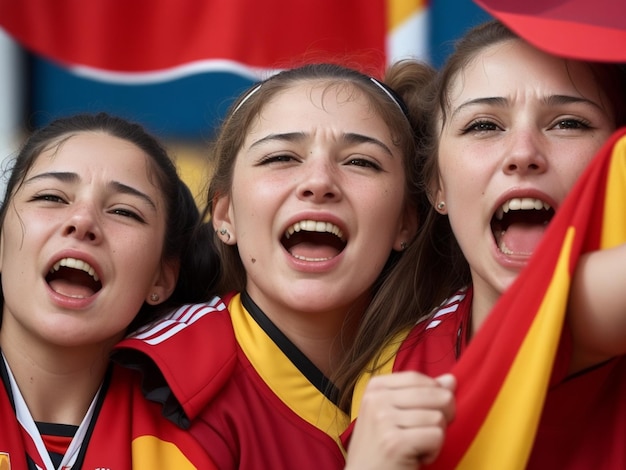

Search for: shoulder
xmin=419 ymin=289 xmax=469 ymax=331
xmin=118 ymin=296 xmax=235 ymax=362
xmin=394 ymin=289 xmax=470 ymax=373
xmin=113 ymin=295 xmax=238 ymax=427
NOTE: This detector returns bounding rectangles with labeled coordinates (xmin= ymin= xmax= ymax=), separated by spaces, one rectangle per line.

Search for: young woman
xmin=341 ymin=20 xmax=626 ymax=469
xmin=0 ymin=113 xmax=219 ymax=469
xmin=113 ymin=61 xmax=437 ymax=469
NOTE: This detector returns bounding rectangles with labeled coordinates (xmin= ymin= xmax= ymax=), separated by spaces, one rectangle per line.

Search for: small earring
xmin=219 ymin=228 xmax=231 ymax=241
xmin=400 ymin=241 xmax=408 ymax=250
xmin=150 ymin=293 xmax=160 ymax=302
xmin=437 ymin=201 xmax=446 ymax=211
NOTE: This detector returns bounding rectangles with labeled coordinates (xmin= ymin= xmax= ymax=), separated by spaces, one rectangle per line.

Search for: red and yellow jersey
xmin=0 ymin=364 xmax=217 ymax=469
xmin=115 ymin=294 xmax=348 ymax=469
xmin=345 ymin=129 xmax=626 ymax=469
xmin=345 ymin=288 xmax=626 ymax=469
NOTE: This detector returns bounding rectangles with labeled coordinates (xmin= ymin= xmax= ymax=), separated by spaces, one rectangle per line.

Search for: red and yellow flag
xmin=429 ymin=127 xmax=626 ymax=469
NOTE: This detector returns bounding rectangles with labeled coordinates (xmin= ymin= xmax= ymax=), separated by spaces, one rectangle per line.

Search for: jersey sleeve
xmin=112 ymin=297 xmax=237 ymax=428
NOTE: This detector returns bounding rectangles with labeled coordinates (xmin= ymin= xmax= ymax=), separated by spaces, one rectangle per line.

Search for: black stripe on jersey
xmin=241 ymin=291 xmax=340 ymax=405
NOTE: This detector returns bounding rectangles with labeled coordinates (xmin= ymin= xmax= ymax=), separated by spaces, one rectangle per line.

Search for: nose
xmin=297 ymin=159 xmax=342 ymax=203
xmin=502 ymin=129 xmax=548 ymax=176
xmin=62 ymin=204 xmax=102 ymax=242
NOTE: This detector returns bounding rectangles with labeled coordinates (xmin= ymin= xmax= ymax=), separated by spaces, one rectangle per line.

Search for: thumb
xmin=435 ymin=373 xmax=456 ymax=391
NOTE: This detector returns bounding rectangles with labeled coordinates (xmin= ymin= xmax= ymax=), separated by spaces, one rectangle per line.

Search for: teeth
xmin=495 ymin=198 xmax=551 ymax=220
xmin=291 ymin=254 xmax=334 ymax=262
xmin=49 ymin=257 xmax=100 ymax=282
xmin=284 ymin=220 xmax=345 ymax=240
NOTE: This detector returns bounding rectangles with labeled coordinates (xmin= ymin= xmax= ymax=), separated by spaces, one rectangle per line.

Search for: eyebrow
xmin=452 ymin=94 xmax=604 ymax=119
xmin=543 ymin=94 xmax=605 ymax=112
xmin=25 ymin=171 xmax=157 ymax=210
xmin=249 ymin=132 xmax=394 ymax=157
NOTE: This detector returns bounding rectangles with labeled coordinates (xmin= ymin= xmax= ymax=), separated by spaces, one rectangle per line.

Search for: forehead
xmin=247 ymin=80 xmax=391 ymax=137
xmin=30 ymin=131 xmax=153 ymax=181
xmin=450 ymin=39 xmax=607 ymax=104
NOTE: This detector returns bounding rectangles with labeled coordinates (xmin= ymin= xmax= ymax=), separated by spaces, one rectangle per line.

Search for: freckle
xmin=251 ymin=258 xmax=256 ymax=263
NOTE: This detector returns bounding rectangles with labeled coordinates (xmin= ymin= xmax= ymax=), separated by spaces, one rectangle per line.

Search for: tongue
xmin=496 ymin=222 xmax=547 ymax=256
xmin=289 ymin=242 xmax=340 ymax=261
xmin=49 ymin=279 xmax=96 ymax=298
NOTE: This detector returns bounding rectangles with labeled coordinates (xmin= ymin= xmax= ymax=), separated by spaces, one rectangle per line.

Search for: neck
xmin=0 ymin=330 xmax=111 ymax=425
xmin=470 ymin=281 xmax=501 ymax=335
xmin=246 ymin=292 xmax=366 ymax=377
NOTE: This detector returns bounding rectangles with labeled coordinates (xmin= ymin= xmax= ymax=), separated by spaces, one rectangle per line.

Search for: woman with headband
xmin=113 ymin=61 xmax=443 ymax=469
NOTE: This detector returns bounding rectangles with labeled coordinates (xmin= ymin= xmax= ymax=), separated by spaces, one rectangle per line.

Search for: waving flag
xmin=0 ymin=0 xmax=430 ymax=143
xmin=429 ymin=127 xmax=626 ymax=469
xmin=0 ymin=0 xmax=428 ymax=81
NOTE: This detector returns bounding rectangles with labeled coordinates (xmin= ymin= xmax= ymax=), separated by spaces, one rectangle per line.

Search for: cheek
xmin=363 ymin=186 xmax=406 ymax=230
xmin=559 ymin=155 xmax=596 ymax=189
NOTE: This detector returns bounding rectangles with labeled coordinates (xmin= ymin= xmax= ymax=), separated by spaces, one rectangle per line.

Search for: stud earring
xmin=150 ymin=293 xmax=160 ymax=302
xmin=437 ymin=201 xmax=446 ymax=211
xmin=400 ymin=241 xmax=408 ymax=250
xmin=219 ymin=228 xmax=231 ymax=241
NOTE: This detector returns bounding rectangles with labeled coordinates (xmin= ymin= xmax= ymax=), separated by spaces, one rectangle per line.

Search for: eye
xmin=257 ymin=153 xmax=299 ymax=165
xmin=461 ymin=119 xmax=500 ymax=134
xmin=109 ymin=207 xmax=146 ymax=223
xmin=345 ymin=157 xmax=382 ymax=171
xmin=30 ymin=193 xmax=68 ymax=204
xmin=552 ymin=118 xmax=591 ymax=130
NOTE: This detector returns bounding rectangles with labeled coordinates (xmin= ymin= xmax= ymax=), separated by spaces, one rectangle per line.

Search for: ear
xmin=146 ymin=258 xmax=179 ymax=304
xmin=431 ymin=174 xmax=448 ymax=215
xmin=212 ymin=193 xmax=237 ymax=245
xmin=393 ymin=202 xmax=419 ymax=251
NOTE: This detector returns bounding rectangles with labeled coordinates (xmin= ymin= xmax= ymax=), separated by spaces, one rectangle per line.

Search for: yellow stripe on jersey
xmin=350 ymin=329 xmax=411 ymax=420
xmin=228 ymin=294 xmax=350 ymax=447
xmin=0 ymin=453 xmax=10 ymax=470
xmin=131 ymin=436 xmax=197 ymax=469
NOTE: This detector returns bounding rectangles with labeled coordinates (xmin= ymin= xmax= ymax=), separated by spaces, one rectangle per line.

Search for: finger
xmin=392 ymin=426 xmax=447 ymax=465
xmin=435 ymin=373 xmax=456 ymax=391
xmin=389 ymin=408 xmax=450 ymax=430
xmin=365 ymin=371 xmax=440 ymax=391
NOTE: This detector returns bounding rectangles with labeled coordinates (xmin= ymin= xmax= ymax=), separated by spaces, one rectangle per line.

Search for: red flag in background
xmin=0 ymin=0 xmax=431 ymax=204
xmin=0 ymin=0 xmax=388 ymax=76
xmin=429 ymin=128 xmax=626 ymax=469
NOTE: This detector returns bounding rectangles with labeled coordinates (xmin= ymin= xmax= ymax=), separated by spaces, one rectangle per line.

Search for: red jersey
xmin=0 ymin=361 xmax=217 ymax=469
xmin=347 ymin=288 xmax=626 ymax=469
xmin=115 ymin=293 xmax=348 ymax=470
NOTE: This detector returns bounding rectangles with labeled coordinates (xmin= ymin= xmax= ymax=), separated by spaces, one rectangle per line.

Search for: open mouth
xmin=46 ymin=257 xmax=102 ymax=299
xmin=281 ymin=219 xmax=347 ymax=261
xmin=491 ymin=197 xmax=554 ymax=256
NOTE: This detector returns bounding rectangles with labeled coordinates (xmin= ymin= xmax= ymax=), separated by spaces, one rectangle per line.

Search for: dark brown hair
xmin=0 ymin=112 xmax=219 ymax=330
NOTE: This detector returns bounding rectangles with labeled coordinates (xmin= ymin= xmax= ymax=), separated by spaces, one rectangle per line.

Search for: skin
xmin=0 ymin=131 xmax=177 ymax=424
xmin=434 ymin=39 xmax=616 ymax=331
xmin=345 ymin=373 xmax=456 ymax=470
xmin=213 ymin=81 xmax=417 ymax=374
xmin=349 ymin=39 xmax=623 ymax=469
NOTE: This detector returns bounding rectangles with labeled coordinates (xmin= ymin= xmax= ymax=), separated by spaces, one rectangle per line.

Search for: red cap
xmin=474 ymin=0 xmax=626 ymax=62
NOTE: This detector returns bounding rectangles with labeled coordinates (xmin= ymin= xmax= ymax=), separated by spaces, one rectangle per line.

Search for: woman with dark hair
xmin=0 ymin=112 xmax=219 ymax=468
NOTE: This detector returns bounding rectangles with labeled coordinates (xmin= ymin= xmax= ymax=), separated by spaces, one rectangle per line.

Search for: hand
xmin=344 ymin=371 xmax=456 ymax=470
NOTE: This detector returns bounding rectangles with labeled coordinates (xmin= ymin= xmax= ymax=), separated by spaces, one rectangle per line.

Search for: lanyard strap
xmin=2 ymin=353 xmax=102 ymax=470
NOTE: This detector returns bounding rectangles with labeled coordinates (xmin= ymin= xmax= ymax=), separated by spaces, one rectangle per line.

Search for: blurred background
xmin=0 ymin=0 xmax=490 ymax=201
